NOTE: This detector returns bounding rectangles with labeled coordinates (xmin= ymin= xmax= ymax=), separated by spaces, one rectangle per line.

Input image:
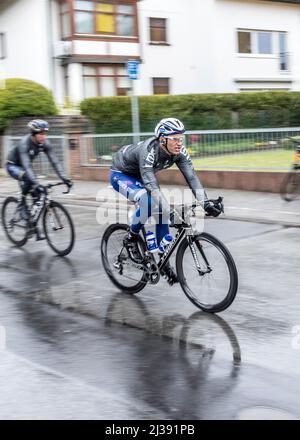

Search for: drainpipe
xmin=46 ymin=0 xmax=56 ymax=100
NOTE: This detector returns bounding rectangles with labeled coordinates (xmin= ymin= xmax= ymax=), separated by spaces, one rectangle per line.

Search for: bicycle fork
xmin=46 ymin=203 xmax=64 ymax=231
xmin=187 ymin=236 xmax=212 ymax=276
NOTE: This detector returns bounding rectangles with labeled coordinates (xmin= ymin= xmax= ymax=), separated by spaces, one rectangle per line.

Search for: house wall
xmin=137 ymin=0 xmax=300 ymax=94
xmin=136 ymin=0 xmax=217 ymax=95
xmin=214 ymin=0 xmax=300 ymax=91
xmin=0 ymin=0 xmax=52 ymax=89
xmin=1 ymin=0 xmax=300 ymax=103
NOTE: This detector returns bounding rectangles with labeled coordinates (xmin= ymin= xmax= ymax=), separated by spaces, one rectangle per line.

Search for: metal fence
xmin=2 ymin=136 xmax=69 ymax=177
xmin=80 ymin=127 xmax=300 ymax=171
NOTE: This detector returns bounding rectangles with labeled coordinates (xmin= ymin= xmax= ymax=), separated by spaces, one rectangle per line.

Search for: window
xmin=279 ymin=32 xmax=288 ymax=71
xmin=73 ymin=1 xmax=136 ymax=37
xmin=238 ymin=31 xmax=251 ymax=54
xmin=258 ymin=32 xmax=272 ymax=54
xmin=83 ymin=64 xmax=131 ymax=98
xmin=237 ymin=29 xmax=288 ymax=71
xmin=238 ymin=30 xmax=273 ymax=55
xmin=60 ymin=1 xmax=71 ymax=38
xmin=0 ymin=33 xmax=6 ymax=59
xmin=149 ymin=17 xmax=167 ymax=44
xmin=153 ymin=78 xmax=169 ymax=95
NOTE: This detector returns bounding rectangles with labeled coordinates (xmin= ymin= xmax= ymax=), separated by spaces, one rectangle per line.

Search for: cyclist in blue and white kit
xmin=110 ymin=118 xmax=223 ymax=284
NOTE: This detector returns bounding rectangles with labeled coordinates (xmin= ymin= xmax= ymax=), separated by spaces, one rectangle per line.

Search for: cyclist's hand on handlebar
xmin=62 ymin=178 xmax=73 ymax=188
xmin=33 ymin=184 xmax=47 ymax=195
xmin=204 ymin=197 xmax=224 ymax=217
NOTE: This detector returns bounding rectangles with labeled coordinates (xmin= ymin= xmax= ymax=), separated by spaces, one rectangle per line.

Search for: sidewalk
xmin=0 ymin=175 xmax=299 ymax=227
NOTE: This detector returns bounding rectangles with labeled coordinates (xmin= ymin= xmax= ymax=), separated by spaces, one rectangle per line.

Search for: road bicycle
xmin=280 ymin=138 xmax=300 ymax=202
xmin=101 ymin=200 xmax=238 ymax=313
xmin=1 ymin=182 xmax=75 ymax=256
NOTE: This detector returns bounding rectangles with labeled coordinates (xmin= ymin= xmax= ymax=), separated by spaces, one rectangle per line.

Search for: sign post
xmin=127 ymin=60 xmax=140 ymax=143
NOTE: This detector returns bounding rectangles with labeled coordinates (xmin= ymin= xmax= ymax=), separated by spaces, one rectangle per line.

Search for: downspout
xmin=46 ymin=0 xmax=56 ymax=101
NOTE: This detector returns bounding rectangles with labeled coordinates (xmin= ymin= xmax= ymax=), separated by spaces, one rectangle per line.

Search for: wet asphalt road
xmin=0 ymin=203 xmax=300 ymax=420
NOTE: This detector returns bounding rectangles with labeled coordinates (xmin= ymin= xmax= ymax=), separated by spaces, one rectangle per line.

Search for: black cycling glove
xmin=62 ymin=178 xmax=73 ymax=188
xmin=204 ymin=197 xmax=224 ymax=217
xmin=33 ymin=184 xmax=47 ymax=195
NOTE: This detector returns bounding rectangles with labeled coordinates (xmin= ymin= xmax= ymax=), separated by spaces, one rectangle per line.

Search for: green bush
xmin=0 ymin=78 xmax=57 ymax=131
xmin=80 ymin=91 xmax=300 ymax=134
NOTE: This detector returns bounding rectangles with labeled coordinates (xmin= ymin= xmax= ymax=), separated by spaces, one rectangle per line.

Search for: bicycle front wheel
xmin=1 ymin=197 xmax=28 ymax=247
xmin=101 ymin=223 xmax=148 ymax=294
xmin=176 ymin=233 xmax=238 ymax=313
xmin=43 ymin=201 xmax=75 ymax=256
xmin=280 ymin=168 xmax=300 ymax=202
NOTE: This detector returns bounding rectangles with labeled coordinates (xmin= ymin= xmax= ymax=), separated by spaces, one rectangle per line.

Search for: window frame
xmin=152 ymin=77 xmax=170 ymax=95
xmin=237 ymin=29 xmax=277 ymax=56
xmin=149 ymin=17 xmax=168 ymax=45
xmin=237 ymin=28 xmax=289 ymax=72
xmin=0 ymin=32 xmax=6 ymax=60
xmin=62 ymin=0 xmax=138 ymax=39
xmin=82 ymin=63 xmax=131 ymax=97
xmin=60 ymin=1 xmax=72 ymax=39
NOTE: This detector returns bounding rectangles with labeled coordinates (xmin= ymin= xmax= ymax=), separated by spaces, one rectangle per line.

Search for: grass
xmin=192 ymin=149 xmax=294 ymax=171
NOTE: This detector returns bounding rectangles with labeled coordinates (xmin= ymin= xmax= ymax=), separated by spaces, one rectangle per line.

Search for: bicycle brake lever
xmin=62 ymin=184 xmax=73 ymax=195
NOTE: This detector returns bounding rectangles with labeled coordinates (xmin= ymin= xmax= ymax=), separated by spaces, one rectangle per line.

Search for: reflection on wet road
xmin=0 ymin=205 xmax=300 ymax=419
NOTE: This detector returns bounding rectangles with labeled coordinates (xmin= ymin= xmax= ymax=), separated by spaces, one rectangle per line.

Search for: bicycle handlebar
xmin=191 ymin=196 xmax=223 ymax=210
xmin=46 ymin=182 xmax=72 ymax=195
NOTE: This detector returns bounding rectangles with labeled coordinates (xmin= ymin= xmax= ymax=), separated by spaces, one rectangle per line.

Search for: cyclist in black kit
xmin=5 ymin=119 xmax=72 ymax=239
xmin=110 ymin=118 xmax=223 ymax=284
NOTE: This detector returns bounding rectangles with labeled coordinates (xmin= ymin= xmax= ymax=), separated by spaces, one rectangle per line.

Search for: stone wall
xmin=77 ymin=166 xmax=287 ymax=193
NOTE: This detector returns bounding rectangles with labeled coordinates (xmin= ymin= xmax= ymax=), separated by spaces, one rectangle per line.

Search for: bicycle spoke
xmin=43 ymin=202 xmax=74 ymax=256
xmin=101 ymin=224 xmax=147 ymax=293
xmin=2 ymin=198 xmax=28 ymax=246
xmin=177 ymin=233 xmax=238 ymax=313
xmin=107 ymin=232 xmax=144 ymax=285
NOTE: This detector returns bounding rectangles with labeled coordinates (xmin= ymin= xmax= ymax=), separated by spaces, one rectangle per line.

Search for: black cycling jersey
xmin=112 ymin=137 xmax=208 ymax=205
xmin=7 ymin=134 xmax=66 ymax=185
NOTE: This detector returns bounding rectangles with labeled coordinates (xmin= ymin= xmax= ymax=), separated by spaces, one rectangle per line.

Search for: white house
xmin=0 ymin=0 xmax=300 ymax=105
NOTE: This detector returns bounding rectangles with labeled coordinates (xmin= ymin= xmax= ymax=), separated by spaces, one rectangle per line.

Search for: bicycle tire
xmin=176 ymin=232 xmax=238 ymax=313
xmin=1 ymin=197 xmax=28 ymax=247
xmin=280 ymin=169 xmax=300 ymax=202
xmin=43 ymin=201 xmax=75 ymax=256
xmin=101 ymin=223 xmax=148 ymax=294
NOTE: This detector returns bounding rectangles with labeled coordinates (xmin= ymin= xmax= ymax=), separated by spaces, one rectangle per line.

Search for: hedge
xmin=80 ymin=91 xmax=300 ymax=134
xmin=0 ymin=78 xmax=57 ymax=131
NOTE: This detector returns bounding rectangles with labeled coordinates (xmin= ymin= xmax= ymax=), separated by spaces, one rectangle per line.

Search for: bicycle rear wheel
xmin=280 ymin=168 xmax=300 ymax=202
xmin=176 ymin=232 xmax=238 ymax=313
xmin=1 ymin=197 xmax=28 ymax=247
xmin=43 ymin=201 xmax=75 ymax=256
xmin=101 ymin=223 xmax=148 ymax=294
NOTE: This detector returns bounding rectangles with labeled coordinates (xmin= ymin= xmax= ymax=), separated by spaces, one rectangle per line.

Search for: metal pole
xmin=131 ymin=79 xmax=140 ymax=144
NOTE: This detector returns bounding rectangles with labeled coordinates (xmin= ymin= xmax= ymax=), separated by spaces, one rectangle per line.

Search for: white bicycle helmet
xmin=28 ymin=119 xmax=49 ymax=134
xmin=154 ymin=118 xmax=185 ymax=138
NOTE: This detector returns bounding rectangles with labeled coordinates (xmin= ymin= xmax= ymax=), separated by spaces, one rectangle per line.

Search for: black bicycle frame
xmin=141 ymin=226 xmax=186 ymax=271
xmin=30 ymin=195 xmax=47 ymax=226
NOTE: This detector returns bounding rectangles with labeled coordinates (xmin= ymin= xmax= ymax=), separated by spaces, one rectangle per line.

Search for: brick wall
xmin=73 ymin=165 xmax=287 ymax=193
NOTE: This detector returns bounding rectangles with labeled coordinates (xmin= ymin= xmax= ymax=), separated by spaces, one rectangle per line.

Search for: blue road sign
xmin=127 ymin=60 xmax=139 ymax=80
